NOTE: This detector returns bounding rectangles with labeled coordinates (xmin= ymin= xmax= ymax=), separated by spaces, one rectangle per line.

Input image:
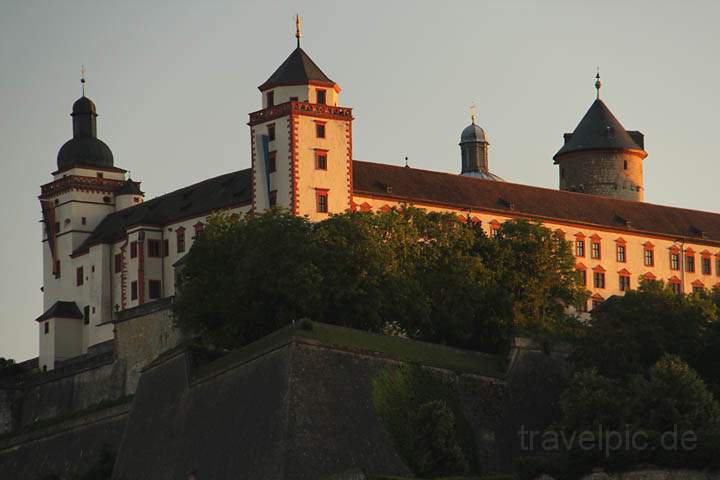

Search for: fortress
xmin=2 ymin=19 xmax=720 ymax=479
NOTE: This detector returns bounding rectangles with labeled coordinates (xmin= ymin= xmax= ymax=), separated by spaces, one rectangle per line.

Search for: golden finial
xmin=295 ymin=14 xmax=302 ymax=48
xmin=469 ymin=103 xmax=477 ymax=124
xmin=595 ymin=67 xmax=601 ymax=100
xmin=81 ymin=65 xmax=86 ymax=96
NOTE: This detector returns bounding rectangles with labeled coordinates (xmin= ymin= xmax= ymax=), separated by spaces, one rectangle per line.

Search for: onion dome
xmin=57 ymin=95 xmax=114 ymax=170
xmin=460 ymin=122 xmax=487 ymax=144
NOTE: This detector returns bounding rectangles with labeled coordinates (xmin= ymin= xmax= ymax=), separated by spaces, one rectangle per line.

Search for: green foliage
xmin=572 ymin=280 xmax=719 ymax=382
xmin=173 ymin=209 xmax=585 ymax=353
xmin=558 ymin=355 xmax=720 ymax=471
xmin=0 ymin=357 xmax=18 ymax=379
xmin=371 ymin=365 xmax=477 ymax=477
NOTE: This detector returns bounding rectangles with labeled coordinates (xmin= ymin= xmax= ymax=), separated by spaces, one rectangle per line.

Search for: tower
xmin=553 ymin=73 xmax=647 ymax=201
xmin=248 ymin=16 xmax=353 ymax=220
xmin=459 ymin=107 xmax=503 ymax=181
xmin=38 ymin=79 xmax=133 ymax=370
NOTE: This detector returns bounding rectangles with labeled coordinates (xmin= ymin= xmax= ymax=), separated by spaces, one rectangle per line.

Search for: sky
xmin=1 ymin=0 xmax=718 ymax=361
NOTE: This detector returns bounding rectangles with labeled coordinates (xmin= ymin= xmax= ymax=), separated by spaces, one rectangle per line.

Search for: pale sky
xmin=1 ymin=1 xmax=718 ymax=361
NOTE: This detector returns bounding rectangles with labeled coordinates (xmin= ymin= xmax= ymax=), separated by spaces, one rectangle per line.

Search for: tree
xmin=472 ymin=220 xmax=588 ymax=349
xmin=572 ymin=280 xmax=718 ymax=380
xmin=173 ymin=209 xmax=586 ymax=354
xmin=173 ymin=210 xmax=323 ymax=349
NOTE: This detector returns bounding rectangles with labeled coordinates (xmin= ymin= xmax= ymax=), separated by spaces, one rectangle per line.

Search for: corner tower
xmin=248 ymin=17 xmax=353 ymax=220
xmin=553 ymin=74 xmax=647 ymax=201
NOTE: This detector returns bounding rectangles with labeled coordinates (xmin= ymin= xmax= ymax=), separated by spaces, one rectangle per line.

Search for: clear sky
xmin=1 ymin=1 xmax=718 ymax=361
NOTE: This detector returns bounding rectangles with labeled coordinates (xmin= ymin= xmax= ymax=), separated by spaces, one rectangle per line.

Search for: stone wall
xmin=557 ymin=150 xmax=644 ymax=201
xmin=0 ymin=402 xmax=130 ymax=480
xmin=581 ymin=469 xmax=720 ymax=480
xmin=114 ymin=297 xmax=182 ymax=394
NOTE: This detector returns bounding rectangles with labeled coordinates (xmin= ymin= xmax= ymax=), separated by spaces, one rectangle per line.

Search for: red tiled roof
xmin=352 ymin=160 xmax=720 ymax=246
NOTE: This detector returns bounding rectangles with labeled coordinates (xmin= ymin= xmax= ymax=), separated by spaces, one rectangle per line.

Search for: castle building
xmin=36 ymin=24 xmax=720 ymax=371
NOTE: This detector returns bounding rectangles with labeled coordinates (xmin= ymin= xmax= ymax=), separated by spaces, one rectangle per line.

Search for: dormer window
xmin=97 ymin=172 xmax=103 ymax=178
xmin=316 ymin=89 xmax=326 ymax=105
xmin=266 ymin=90 xmax=274 ymax=108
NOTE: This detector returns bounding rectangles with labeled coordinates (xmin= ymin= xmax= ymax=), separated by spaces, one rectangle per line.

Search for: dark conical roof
xmin=117 ymin=179 xmax=144 ymax=196
xmin=259 ymin=47 xmax=335 ymax=91
xmin=554 ymin=99 xmax=645 ymax=160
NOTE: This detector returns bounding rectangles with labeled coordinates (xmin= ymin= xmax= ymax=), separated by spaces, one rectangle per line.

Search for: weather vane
xmin=81 ymin=65 xmax=86 ymax=96
xmin=595 ymin=67 xmax=601 ymax=99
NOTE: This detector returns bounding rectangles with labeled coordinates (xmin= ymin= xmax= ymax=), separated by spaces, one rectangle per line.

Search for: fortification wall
xmin=112 ymin=324 xmax=565 ymax=479
xmin=0 ymin=402 xmax=130 ymax=480
xmin=114 ymin=297 xmax=181 ymax=393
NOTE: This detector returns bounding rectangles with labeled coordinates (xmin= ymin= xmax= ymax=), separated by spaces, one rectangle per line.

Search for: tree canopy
xmin=172 ymin=208 xmax=586 ymax=352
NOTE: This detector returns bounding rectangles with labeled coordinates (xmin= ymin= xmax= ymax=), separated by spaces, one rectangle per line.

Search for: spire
xmin=470 ymin=103 xmax=477 ymax=124
xmin=295 ymin=14 xmax=301 ymax=48
xmin=595 ymin=68 xmax=601 ymax=99
xmin=81 ymin=65 xmax=86 ymax=97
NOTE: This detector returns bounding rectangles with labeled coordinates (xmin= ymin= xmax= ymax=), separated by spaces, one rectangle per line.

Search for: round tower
xmin=459 ymin=109 xmax=503 ymax=181
xmin=553 ymin=74 xmax=647 ymax=201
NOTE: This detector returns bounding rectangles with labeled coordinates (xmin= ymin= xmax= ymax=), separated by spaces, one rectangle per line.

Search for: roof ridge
xmin=351 ymin=160 xmax=720 ymax=218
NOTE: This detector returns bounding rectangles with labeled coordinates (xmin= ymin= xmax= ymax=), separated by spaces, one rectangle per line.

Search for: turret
xmin=459 ymin=108 xmax=503 ymax=181
xmin=553 ymin=73 xmax=647 ymax=201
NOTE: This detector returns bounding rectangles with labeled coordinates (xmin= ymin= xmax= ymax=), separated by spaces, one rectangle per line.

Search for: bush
xmin=371 ymin=364 xmax=477 ymax=477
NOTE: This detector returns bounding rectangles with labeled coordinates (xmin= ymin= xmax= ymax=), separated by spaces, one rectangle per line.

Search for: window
xmin=268 ymin=151 xmax=276 ymax=173
xmin=267 ymin=123 xmax=275 ymax=142
xmin=623 ymin=160 xmax=628 ymax=170
xmin=54 ymin=222 xmax=60 ymax=234
xmin=316 ymin=189 xmax=329 ymax=213
xmin=131 ymin=281 xmax=138 ymax=301
xmin=76 ymin=266 xmax=84 ymax=286
xmin=619 ymin=275 xmax=631 ymax=292
xmin=83 ymin=305 xmax=90 ymax=325
xmin=644 ymin=249 xmax=654 ymax=267
xmin=54 ymin=260 xmax=61 ymax=278
xmin=148 ymin=239 xmax=161 ymax=258
xmin=616 ymin=245 xmax=626 ymax=262
xmin=130 ymin=241 xmax=138 ymax=259
xmin=686 ymin=255 xmax=695 ymax=273
xmin=702 ymin=257 xmax=712 ymax=275
xmin=316 ymin=89 xmax=326 ymax=105
xmin=177 ymin=228 xmax=186 ymax=253
xmin=670 ymin=281 xmax=682 ymax=295
xmin=575 ymin=239 xmax=585 ymax=257
xmin=315 ymin=122 xmax=326 ymax=138
xmin=266 ymin=90 xmax=274 ymax=107
xmin=717 ymin=258 xmax=720 ymax=277
xmin=149 ymin=280 xmax=161 ymax=300
xmin=577 ymin=300 xmax=588 ymax=313
xmin=670 ymin=252 xmax=680 ymax=270
xmin=164 ymin=239 xmax=169 ymax=257
xmin=44 ymin=322 xmax=49 ymax=334
xmin=194 ymin=222 xmax=204 ymax=235
xmin=593 ymin=271 xmax=605 ymax=289
xmin=577 ymin=269 xmax=587 ymax=286
xmin=97 ymin=172 xmax=104 ymax=178
xmin=591 ymin=240 xmax=601 ymax=260
xmin=289 ymin=96 xmax=298 ymax=102
xmin=114 ymin=254 xmax=122 ymax=273
xmin=592 ymin=297 xmax=603 ymax=310
xmin=269 ymin=190 xmax=277 ymax=208
xmin=693 ymin=285 xmax=704 ymax=294
xmin=315 ymin=150 xmax=328 ymax=170
xmin=81 ymin=217 xmax=87 ymax=225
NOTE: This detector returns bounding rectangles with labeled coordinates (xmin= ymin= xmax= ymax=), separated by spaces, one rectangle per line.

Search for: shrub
xmin=371 ymin=365 xmax=477 ymax=477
